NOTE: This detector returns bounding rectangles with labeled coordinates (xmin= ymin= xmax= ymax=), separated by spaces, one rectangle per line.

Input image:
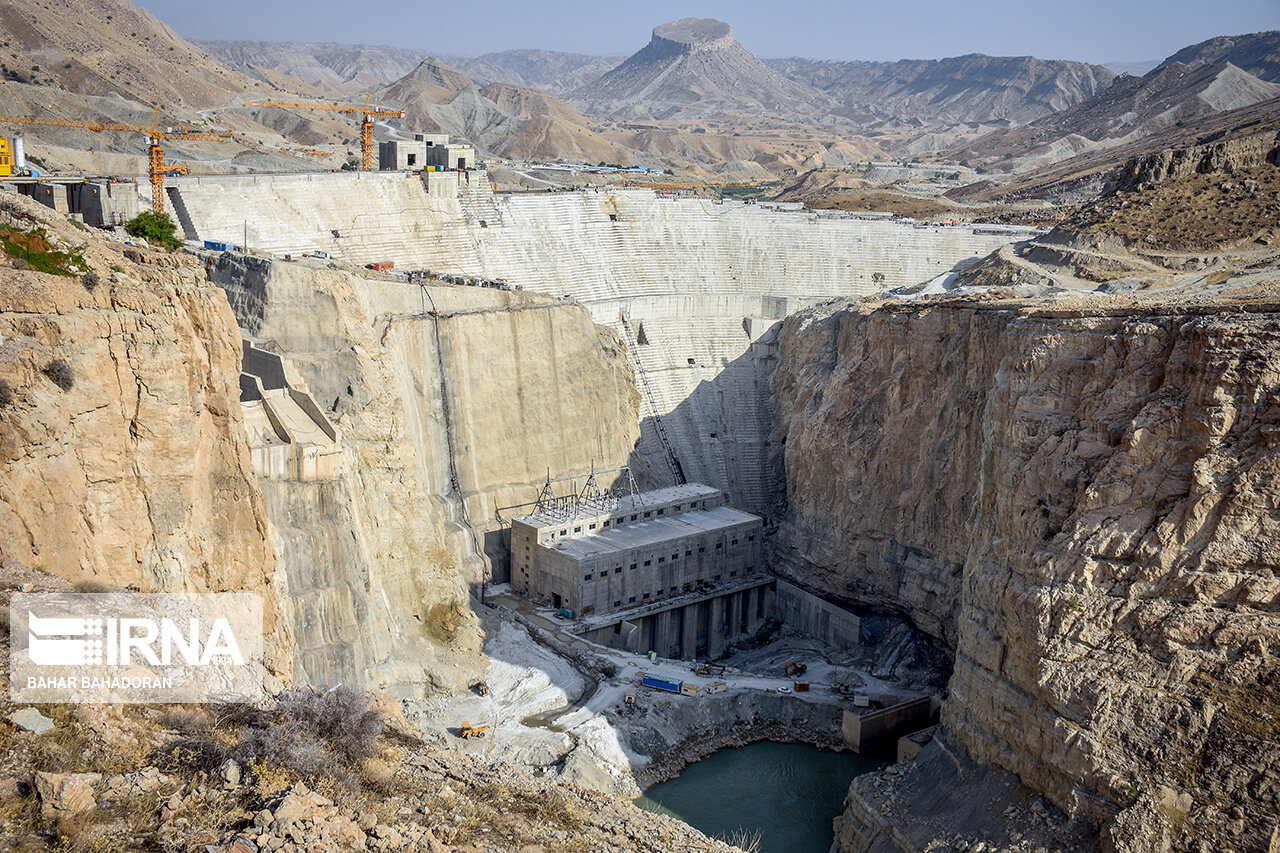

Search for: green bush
xmin=123 ymin=210 xmax=182 ymax=249
xmin=0 ymin=225 xmax=90 ymax=276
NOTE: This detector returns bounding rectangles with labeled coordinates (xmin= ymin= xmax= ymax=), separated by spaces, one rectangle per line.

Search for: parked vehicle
xmin=641 ymin=675 xmax=684 ymax=694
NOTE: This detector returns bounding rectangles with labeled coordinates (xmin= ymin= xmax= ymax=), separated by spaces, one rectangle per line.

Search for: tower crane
xmin=244 ymin=93 xmax=405 ymax=171
xmin=0 ymin=108 xmax=232 ymax=215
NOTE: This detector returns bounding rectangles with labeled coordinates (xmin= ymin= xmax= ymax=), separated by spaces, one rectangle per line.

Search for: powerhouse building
xmin=511 ymin=484 xmax=772 ymax=658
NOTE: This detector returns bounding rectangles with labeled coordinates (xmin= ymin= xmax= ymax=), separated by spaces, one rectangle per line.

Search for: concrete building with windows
xmin=511 ymin=483 xmax=771 ymax=659
xmin=380 ymin=133 xmax=472 ymax=171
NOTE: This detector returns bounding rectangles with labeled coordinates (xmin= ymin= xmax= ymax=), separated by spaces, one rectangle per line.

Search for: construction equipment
xmin=470 ymin=680 xmax=490 ymax=696
xmin=0 ymin=108 xmax=232 ymax=214
xmin=783 ymin=662 xmax=807 ymax=677
xmin=693 ymin=662 xmax=726 ymax=677
xmin=459 ymin=721 xmax=489 ymax=739
xmin=245 ymin=93 xmax=405 ymax=171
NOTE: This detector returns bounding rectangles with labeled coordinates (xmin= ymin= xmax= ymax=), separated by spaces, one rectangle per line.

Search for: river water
xmin=634 ymin=741 xmax=890 ymax=852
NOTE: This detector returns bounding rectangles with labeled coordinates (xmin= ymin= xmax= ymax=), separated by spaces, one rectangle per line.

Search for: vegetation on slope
xmin=1068 ymin=164 xmax=1280 ymax=251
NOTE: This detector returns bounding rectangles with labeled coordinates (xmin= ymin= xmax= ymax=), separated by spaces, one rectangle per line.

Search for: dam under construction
xmin=183 ymin=168 xmax=1034 ymax=684
xmin=172 ymin=167 xmax=1038 ymax=844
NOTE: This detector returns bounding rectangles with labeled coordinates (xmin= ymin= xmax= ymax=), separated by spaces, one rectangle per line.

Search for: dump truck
xmin=641 ymin=675 xmax=684 ymax=694
xmin=459 ymin=721 xmax=489 ymax=739
xmin=624 ymin=688 xmax=637 ymax=705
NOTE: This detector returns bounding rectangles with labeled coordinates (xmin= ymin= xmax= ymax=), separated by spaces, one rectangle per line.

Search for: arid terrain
xmin=0 ymin=3 xmax=1278 ymax=852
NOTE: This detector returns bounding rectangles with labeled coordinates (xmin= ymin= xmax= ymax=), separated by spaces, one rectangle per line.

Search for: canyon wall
xmin=0 ymin=212 xmax=289 ymax=668
xmin=774 ymin=298 xmax=1280 ymax=851
xmin=207 ymin=254 xmax=639 ymax=693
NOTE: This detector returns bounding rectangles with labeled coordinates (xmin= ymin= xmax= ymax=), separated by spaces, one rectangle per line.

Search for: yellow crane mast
xmin=244 ymin=92 xmax=405 ymax=171
xmin=0 ymin=108 xmax=232 ymax=214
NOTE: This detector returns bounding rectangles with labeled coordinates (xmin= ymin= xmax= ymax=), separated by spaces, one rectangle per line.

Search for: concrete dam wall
xmin=177 ymin=170 xmax=1034 ymax=517
xmin=208 ymin=254 xmax=640 ymax=693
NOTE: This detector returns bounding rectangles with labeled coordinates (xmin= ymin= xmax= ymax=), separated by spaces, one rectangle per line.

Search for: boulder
xmin=33 ymin=771 xmax=101 ymax=817
xmin=8 ymin=707 xmax=54 ymax=734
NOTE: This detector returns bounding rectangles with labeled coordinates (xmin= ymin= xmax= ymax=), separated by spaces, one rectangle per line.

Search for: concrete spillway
xmin=177 ymin=170 xmax=1035 ymax=520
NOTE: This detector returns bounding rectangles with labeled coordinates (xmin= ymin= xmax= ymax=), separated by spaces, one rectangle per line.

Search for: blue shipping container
xmin=641 ymin=676 xmax=683 ymax=694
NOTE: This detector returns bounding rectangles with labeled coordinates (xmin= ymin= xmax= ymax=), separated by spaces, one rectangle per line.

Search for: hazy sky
xmin=143 ymin=0 xmax=1278 ymax=64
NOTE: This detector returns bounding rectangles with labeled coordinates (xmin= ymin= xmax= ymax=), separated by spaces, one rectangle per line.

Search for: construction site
xmin=0 ymin=85 xmax=1044 ymax=844
xmin=0 ymin=94 xmax=1018 ymax=747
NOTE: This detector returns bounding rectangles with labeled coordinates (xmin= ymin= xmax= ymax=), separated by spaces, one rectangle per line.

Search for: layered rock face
xmin=0 ymin=217 xmax=288 ymax=666
xmin=774 ymin=299 xmax=1280 ymax=850
xmin=208 ymin=255 xmax=639 ymax=693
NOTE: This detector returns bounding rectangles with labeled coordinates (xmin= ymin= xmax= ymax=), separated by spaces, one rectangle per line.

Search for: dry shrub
xmin=43 ymin=359 xmax=73 ymax=391
xmin=157 ymin=705 xmax=215 ymax=735
xmin=230 ymin=686 xmax=386 ymax=791
xmin=0 ymin=378 xmax=12 ymax=409
xmin=248 ymin=758 xmax=296 ymax=797
xmin=149 ymin=736 xmax=230 ymax=777
xmin=358 ymin=755 xmax=398 ymax=794
xmin=72 ymin=579 xmax=112 ymax=593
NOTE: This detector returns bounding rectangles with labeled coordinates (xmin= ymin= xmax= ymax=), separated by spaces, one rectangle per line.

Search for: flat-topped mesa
xmin=649 ymin=18 xmax=736 ymax=56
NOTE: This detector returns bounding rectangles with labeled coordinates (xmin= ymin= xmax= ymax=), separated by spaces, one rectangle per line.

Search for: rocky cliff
xmin=774 ymin=297 xmax=1280 ymax=851
xmin=208 ymin=255 xmax=639 ymax=694
xmin=0 ymin=195 xmax=289 ymax=666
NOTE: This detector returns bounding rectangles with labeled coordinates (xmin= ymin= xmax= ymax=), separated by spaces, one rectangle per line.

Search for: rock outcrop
xmin=774 ymin=297 xmax=1280 ymax=851
xmin=0 ymin=196 xmax=289 ymax=667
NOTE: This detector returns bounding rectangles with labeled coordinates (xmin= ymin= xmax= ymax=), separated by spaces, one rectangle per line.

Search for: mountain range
xmin=950 ymin=60 xmax=1280 ymax=169
xmin=2 ymin=0 xmax=1277 ymax=194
